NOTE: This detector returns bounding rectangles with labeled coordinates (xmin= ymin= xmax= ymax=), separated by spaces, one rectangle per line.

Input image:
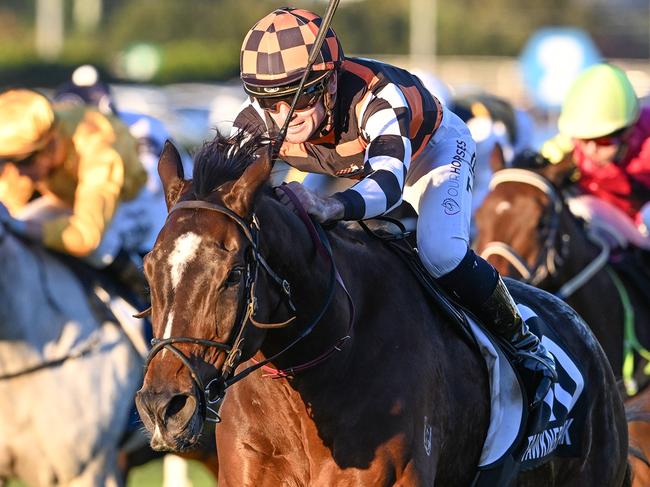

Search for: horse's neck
xmin=255 ymin=200 xmax=430 ymax=380
xmin=563 ymin=210 xmax=601 ymax=270
xmin=255 ymin=201 xmax=354 ymax=373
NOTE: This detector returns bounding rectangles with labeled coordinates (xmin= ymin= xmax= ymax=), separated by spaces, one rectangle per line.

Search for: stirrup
xmin=514 ymin=348 xmax=558 ymax=408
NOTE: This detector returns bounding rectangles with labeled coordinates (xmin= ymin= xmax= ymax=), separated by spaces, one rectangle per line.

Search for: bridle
xmin=143 ymin=191 xmax=351 ymax=422
xmin=479 ymin=168 xmax=609 ymax=299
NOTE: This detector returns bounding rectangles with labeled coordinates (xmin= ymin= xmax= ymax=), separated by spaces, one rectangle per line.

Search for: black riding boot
xmin=436 ymin=249 xmax=557 ymax=408
xmin=476 ymin=275 xmax=558 ymax=407
xmin=104 ymin=249 xmax=149 ymax=306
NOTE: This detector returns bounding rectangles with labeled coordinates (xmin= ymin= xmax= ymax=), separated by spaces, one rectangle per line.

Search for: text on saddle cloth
xmin=471 ymin=304 xmax=586 ymax=485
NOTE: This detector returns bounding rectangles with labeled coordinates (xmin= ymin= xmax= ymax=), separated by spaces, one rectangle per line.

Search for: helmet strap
xmin=613 ymin=125 xmax=634 ymax=164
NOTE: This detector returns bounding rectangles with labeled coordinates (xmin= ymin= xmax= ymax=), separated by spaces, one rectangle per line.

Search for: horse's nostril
xmin=165 ymin=394 xmax=190 ymax=419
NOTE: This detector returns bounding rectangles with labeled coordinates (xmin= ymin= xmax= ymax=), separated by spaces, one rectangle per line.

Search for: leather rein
xmin=142 ymin=188 xmax=354 ymax=422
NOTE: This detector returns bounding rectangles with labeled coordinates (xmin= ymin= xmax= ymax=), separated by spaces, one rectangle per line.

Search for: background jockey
xmin=541 ymin=63 xmax=650 ymax=241
xmin=53 ymin=64 xmax=194 ymax=189
xmin=0 ymin=88 xmax=161 ymax=302
xmin=232 ymin=7 xmax=556 ymax=405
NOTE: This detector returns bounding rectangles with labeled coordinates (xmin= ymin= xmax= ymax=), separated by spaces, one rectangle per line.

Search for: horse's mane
xmin=192 ymin=129 xmax=269 ymax=200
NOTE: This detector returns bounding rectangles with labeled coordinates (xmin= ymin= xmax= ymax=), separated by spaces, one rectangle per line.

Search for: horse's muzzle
xmin=135 ymin=387 xmax=204 ymax=451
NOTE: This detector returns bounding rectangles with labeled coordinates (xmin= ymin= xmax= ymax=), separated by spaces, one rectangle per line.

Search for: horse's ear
xmin=540 ymin=153 xmax=577 ymax=188
xmin=158 ymin=140 xmax=186 ymax=211
xmin=223 ymin=150 xmax=272 ymax=217
xmin=489 ymin=144 xmax=506 ymax=173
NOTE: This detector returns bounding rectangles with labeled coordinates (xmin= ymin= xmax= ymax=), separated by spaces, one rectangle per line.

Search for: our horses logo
xmin=442 ymin=198 xmax=460 ymax=215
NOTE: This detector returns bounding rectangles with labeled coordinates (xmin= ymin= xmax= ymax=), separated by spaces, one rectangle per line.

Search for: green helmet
xmin=558 ymin=64 xmax=639 ymax=139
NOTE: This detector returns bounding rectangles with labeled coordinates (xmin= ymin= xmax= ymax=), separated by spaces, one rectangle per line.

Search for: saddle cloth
xmin=471 ymin=304 xmax=587 ymax=486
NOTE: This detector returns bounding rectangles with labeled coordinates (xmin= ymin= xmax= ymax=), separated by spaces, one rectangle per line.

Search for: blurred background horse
xmin=0 ymin=217 xmax=143 ymax=486
xmin=626 ymin=386 xmax=650 ymax=487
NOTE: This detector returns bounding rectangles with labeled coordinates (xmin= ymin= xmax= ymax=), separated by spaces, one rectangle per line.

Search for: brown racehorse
xmin=474 ymin=162 xmax=650 ymax=395
xmin=135 ymin=133 xmax=629 ymax=486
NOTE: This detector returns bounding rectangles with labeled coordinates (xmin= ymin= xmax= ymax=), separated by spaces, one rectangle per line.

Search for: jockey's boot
xmin=105 ymin=249 xmax=149 ymax=307
xmin=477 ymin=276 xmax=558 ymax=408
xmin=436 ymin=250 xmax=557 ymax=408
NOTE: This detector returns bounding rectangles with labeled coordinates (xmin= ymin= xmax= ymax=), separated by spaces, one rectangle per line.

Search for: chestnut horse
xmin=136 ymin=133 xmax=628 ymax=486
xmin=475 ymin=164 xmax=650 ymax=395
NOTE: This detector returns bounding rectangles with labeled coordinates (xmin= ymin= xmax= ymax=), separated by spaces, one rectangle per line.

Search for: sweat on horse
xmin=136 ymin=132 xmax=629 ymax=486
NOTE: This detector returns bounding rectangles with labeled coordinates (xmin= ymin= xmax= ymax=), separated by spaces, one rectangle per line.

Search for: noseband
xmin=143 ymin=195 xmax=345 ymax=422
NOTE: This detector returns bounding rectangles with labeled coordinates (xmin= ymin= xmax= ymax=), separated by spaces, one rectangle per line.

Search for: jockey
xmin=233 ymin=7 xmax=557 ymax=405
xmin=542 ymin=63 xmax=650 ymax=238
xmin=53 ymin=64 xmax=190 ymax=187
xmin=0 ymin=88 xmax=155 ymax=302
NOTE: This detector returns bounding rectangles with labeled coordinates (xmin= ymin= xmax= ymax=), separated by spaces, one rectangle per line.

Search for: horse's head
xmin=136 ymin=132 xmax=295 ymax=451
xmin=474 ymin=158 xmax=574 ymax=286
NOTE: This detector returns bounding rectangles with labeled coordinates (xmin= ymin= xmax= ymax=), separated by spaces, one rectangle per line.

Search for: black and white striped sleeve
xmin=333 ymin=83 xmax=412 ymax=220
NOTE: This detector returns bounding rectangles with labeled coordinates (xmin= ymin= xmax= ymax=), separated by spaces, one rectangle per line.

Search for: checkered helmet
xmin=240 ymin=8 xmax=344 ymax=97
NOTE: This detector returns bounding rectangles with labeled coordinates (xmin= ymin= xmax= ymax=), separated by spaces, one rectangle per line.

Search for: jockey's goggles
xmin=248 ymin=73 xmax=331 ymax=114
xmin=577 ymin=128 xmax=627 ymax=147
xmin=0 ymin=129 xmax=54 ymax=167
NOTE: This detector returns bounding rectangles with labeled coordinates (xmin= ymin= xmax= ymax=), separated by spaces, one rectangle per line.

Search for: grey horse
xmin=0 ymin=218 xmax=143 ymax=487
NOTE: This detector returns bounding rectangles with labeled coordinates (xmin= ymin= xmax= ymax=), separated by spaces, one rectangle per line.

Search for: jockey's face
xmin=573 ymin=129 xmax=627 ymax=166
xmin=266 ymin=75 xmax=337 ymax=144
xmin=15 ymin=132 xmax=64 ymax=182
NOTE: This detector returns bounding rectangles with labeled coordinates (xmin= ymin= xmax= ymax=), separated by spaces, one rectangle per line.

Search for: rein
xmin=479 ymin=168 xmax=609 ymax=299
xmin=143 ymin=188 xmax=353 ymax=421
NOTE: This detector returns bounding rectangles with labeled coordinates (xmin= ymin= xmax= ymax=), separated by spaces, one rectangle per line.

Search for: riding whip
xmin=271 ymin=0 xmax=341 ymax=160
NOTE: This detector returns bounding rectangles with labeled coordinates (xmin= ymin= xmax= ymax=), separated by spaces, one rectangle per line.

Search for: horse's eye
xmin=225 ymin=268 xmax=244 ymax=286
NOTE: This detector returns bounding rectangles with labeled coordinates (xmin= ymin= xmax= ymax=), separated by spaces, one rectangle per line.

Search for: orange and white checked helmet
xmin=240 ymin=8 xmax=344 ymax=98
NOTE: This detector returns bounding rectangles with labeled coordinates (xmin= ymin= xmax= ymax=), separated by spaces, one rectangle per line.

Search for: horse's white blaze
xmin=495 ymin=201 xmax=511 ymax=215
xmin=162 ymin=311 xmax=174 ymax=340
xmin=168 ymin=232 xmax=203 ymax=289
